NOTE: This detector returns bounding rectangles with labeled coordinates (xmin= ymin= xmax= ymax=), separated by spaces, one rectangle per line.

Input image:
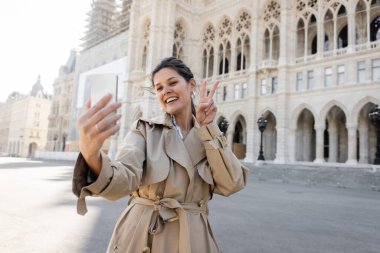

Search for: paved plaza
xmin=0 ymin=157 xmax=379 ymax=253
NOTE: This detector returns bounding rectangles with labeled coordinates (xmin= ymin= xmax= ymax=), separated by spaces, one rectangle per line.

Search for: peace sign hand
xmin=196 ymin=80 xmax=220 ymax=127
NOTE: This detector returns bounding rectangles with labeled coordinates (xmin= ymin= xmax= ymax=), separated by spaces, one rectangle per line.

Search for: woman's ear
xmin=190 ymin=78 xmax=197 ymax=92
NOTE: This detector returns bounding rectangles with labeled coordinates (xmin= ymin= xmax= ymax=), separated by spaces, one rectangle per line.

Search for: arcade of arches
xmin=215 ymin=101 xmax=377 ymax=164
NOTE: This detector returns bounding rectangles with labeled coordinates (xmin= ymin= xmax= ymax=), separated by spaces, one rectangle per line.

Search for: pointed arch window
xmin=202 ymin=46 xmax=214 ymax=78
xmin=202 ymin=24 xmax=215 ymax=78
xmin=370 ymin=16 xmax=380 ymax=41
xmin=173 ymin=21 xmax=186 ymax=60
xmin=236 ymin=35 xmax=249 ymax=71
xmin=338 ymin=25 xmax=348 ymax=48
xmin=235 ymin=11 xmax=251 ymax=71
xmin=218 ymin=42 xmax=230 ymax=75
xmin=217 ymin=18 xmax=232 ymax=76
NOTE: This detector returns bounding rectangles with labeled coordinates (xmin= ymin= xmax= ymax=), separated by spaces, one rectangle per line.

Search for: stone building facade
xmin=0 ymin=78 xmax=51 ymax=157
xmin=46 ymin=50 xmax=77 ymax=152
xmin=69 ymin=0 xmax=380 ymax=165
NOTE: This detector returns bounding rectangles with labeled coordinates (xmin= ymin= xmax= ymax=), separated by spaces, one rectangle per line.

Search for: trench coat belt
xmin=131 ymin=197 xmax=208 ymax=253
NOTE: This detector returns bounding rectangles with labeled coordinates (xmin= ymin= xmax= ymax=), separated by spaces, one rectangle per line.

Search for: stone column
xmin=366 ymin=8 xmax=370 ymax=44
xmin=118 ymin=79 xmax=133 ymax=144
xmin=303 ymin=126 xmax=312 ymax=161
xmin=244 ymin=117 xmax=255 ymax=163
xmin=244 ymin=72 xmax=257 ymax=163
xmin=359 ymin=121 xmax=369 ymax=164
xmin=317 ymin=21 xmax=324 ymax=58
xmin=213 ymin=48 xmax=219 ymax=78
xmin=347 ymin=12 xmax=356 ymax=51
xmin=273 ymin=2 xmax=291 ymax=163
xmin=279 ymin=3 xmax=291 ymax=65
xmin=230 ymin=40 xmax=236 ymax=77
xmin=288 ymin=128 xmax=297 ymax=162
xmin=346 ymin=125 xmax=358 ymax=164
xmin=227 ymin=129 xmax=234 ymax=149
xmin=274 ymin=93 xmax=289 ymax=163
xmin=314 ymin=125 xmax=325 ymax=163
xmin=333 ymin=18 xmax=337 ymax=51
xmin=328 ymin=121 xmax=338 ymax=163
xmin=148 ymin=0 xmax=165 ymax=70
xmin=250 ymin=15 xmax=259 ymax=71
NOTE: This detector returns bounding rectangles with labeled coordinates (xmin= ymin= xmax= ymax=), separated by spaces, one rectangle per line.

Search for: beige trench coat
xmin=72 ymin=113 xmax=249 ymax=253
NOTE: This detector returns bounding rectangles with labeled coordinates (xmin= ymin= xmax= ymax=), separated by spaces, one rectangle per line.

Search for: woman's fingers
xmin=85 ymin=101 xmax=122 ymax=131
xmin=200 ymin=80 xmax=207 ymax=98
xmin=98 ymin=124 xmax=121 ymax=141
xmin=85 ymin=98 xmax=91 ymax=110
xmin=86 ymin=93 xmax=113 ymax=117
xmin=94 ymin=113 xmax=122 ymax=134
xmin=207 ymin=80 xmax=220 ymax=99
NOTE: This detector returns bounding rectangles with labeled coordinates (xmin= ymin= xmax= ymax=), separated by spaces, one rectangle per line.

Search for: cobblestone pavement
xmin=0 ymin=157 xmax=379 ymax=253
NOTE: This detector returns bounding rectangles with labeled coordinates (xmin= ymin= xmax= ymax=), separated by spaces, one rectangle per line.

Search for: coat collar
xmin=139 ymin=113 xmax=206 ymax=182
xmin=138 ymin=113 xmax=174 ymax=128
xmin=138 ymin=113 xmax=201 ymax=131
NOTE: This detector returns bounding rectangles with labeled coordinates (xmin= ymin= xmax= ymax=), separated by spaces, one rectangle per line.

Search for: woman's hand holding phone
xmin=77 ymin=94 xmax=122 ymax=176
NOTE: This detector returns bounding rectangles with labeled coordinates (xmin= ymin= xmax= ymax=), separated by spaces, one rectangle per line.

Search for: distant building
xmin=46 ymin=50 xmax=76 ymax=152
xmin=0 ymin=77 xmax=51 ymax=157
xmin=68 ymin=0 xmax=380 ymax=164
xmin=0 ymin=100 xmax=12 ymax=154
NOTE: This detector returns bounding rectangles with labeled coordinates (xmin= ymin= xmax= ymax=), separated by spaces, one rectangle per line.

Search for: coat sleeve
xmin=72 ymin=121 xmax=146 ymax=215
xmin=197 ymin=121 xmax=249 ymax=196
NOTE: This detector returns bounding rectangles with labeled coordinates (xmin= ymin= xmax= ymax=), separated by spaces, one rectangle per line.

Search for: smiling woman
xmin=73 ymin=57 xmax=249 ymax=253
xmin=0 ymin=0 xmax=91 ymax=102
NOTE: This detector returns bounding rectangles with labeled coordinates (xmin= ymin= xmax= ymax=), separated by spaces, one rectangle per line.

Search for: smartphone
xmin=87 ymin=73 xmax=118 ymax=106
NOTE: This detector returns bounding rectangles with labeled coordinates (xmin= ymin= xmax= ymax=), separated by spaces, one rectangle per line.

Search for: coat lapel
xmin=164 ymin=127 xmax=195 ymax=183
xmin=183 ymin=127 xmax=206 ymax=166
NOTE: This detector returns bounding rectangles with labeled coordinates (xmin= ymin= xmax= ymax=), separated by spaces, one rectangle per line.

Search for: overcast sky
xmin=0 ymin=0 xmax=92 ymax=103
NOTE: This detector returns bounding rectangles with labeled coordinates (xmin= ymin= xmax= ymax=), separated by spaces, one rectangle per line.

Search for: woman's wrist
xmin=83 ymin=152 xmax=102 ymax=176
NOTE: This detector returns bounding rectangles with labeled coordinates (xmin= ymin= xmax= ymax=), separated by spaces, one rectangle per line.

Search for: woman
xmin=73 ymin=57 xmax=248 ymax=253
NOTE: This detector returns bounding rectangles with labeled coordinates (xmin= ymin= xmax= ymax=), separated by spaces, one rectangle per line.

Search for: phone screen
xmin=87 ymin=73 xmax=118 ymax=106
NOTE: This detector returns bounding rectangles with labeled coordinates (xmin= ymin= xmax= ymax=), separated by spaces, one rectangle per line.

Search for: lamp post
xmin=53 ymin=134 xmax=58 ymax=152
xmin=19 ymin=135 xmax=23 ymax=157
xmin=257 ymin=116 xmax=267 ymax=161
xmin=62 ymin=133 xmax=67 ymax=151
xmin=219 ymin=118 xmax=229 ymax=135
xmin=369 ymin=105 xmax=380 ymax=165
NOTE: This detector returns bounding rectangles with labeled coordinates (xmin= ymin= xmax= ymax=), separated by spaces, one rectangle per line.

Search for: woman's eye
xmin=169 ymin=81 xmax=177 ymax=86
xmin=156 ymin=87 xmax=163 ymax=92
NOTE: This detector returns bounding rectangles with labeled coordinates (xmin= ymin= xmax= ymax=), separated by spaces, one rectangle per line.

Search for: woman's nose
xmin=162 ymin=86 xmax=171 ymax=94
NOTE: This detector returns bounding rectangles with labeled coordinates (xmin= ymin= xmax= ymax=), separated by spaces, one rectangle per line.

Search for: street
xmin=0 ymin=157 xmax=379 ymax=253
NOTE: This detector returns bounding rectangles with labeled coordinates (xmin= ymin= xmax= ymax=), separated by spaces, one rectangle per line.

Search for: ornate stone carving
xmin=263 ymin=1 xmax=281 ymax=22
xmin=218 ymin=18 xmax=232 ymax=38
xmin=236 ymin=11 xmax=251 ymax=32
xmin=203 ymin=24 xmax=215 ymax=44
xmin=174 ymin=22 xmax=185 ymax=42
xmin=144 ymin=20 xmax=151 ymax=41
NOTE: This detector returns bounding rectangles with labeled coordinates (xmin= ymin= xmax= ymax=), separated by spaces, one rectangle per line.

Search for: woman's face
xmin=153 ymin=67 xmax=195 ymax=116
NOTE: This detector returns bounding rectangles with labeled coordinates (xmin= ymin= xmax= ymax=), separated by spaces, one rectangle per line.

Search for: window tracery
xmin=218 ymin=18 xmax=232 ymax=39
xmin=202 ymin=23 xmax=215 ymax=78
xmin=173 ymin=21 xmax=186 ymax=59
xmin=217 ymin=18 xmax=232 ymax=75
xmin=235 ymin=11 xmax=251 ymax=72
xmin=263 ymin=1 xmax=281 ymax=23
xmin=236 ymin=11 xmax=251 ymax=33
xmin=262 ymin=1 xmax=281 ymax=63
xmin=203 ymin=24 xmax=215 ymax=44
